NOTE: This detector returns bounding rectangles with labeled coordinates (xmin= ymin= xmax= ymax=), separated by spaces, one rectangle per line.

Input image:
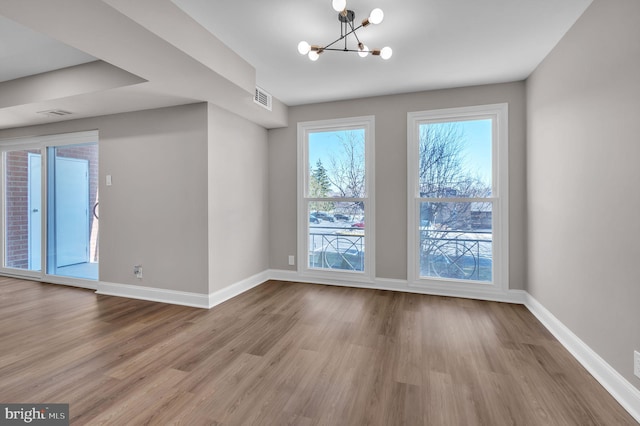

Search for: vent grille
xmin=37 ymin=109 xmax=73 ymax=117
xmin=254 ymin=87 xmax=272 ymax=111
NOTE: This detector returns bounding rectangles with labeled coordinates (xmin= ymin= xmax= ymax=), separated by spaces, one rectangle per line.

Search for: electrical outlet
xmin=634 ymin=351 xmax=640 ymax=379
xmin=133 ymin=265 xmax=143 ymax=279
xmin=288 ymin=255 xmax=295 ymax=266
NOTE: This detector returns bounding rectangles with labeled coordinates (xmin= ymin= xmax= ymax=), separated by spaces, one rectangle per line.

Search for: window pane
xmin=4 ymin=149 xmax=42 ymax=271
xmin=418 ymin=120 xmax=492 ymax=198
xmin=308 ymin=202 xmax=364 ymax=271
xmin=308 ymin=129 xmax=365 ymax=197
xmin=420 ymin=201 xmax=492 ymax=282
xmin=46 ymin=144 xmax=99 ymax=280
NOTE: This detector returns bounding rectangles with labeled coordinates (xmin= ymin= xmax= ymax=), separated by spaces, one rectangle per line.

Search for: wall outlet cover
xmin=133 ymin=265 xmax=143 ymax=279
xmin=634 ymin=351 xmax=640 ymax=379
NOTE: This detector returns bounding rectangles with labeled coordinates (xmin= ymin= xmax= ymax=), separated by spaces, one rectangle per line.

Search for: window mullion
xmin=417 ymin=197 xmax=496 ymax=203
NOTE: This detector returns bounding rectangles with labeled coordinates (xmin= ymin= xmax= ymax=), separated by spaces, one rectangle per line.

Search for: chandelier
xmin=297 ymin=0 xmax=392 ymax=61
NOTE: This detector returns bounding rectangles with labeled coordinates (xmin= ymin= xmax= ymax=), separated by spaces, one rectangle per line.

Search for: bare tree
xmin=418 ymin=122 xmax=492 ymax=280
xmin=418 ymin=122 xmax=490 ymax=229
xmin=326 ymin=130 xmax=366 ymax=216
xmin=419 ymin=123 xmax=465 ymax=198
xmin=328 ymin=130 xmax=365 ymax=198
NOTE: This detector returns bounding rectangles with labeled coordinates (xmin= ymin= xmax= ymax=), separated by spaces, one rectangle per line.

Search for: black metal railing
xmin=420 ymin=229 xmax=492 ymax=281
xmin=308 ymin=225 xmax=492 ymax=281
xmin=309 ymin=226 xmax=365 ymax=271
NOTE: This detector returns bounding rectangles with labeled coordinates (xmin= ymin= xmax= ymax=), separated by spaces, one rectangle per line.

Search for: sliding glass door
xmin=47 ymin=144 xmax=98 ymax=280
xmin=1 ymin=131 xmax=98 ymax=284
xmin=4 ymin=149 xmax=43 ymax=273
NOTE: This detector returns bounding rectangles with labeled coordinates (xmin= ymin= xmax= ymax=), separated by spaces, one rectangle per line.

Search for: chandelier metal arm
xmin=349 ymin=20 xmax=363 ymax=46
xmin=321 ymin=47 xmax=374 ymax=53
xmin=297 ymin=2 xmax=391 ymax=60
xmin=343 ymin=22 xmax=348 ymax=50
xmin=321 ymin=23 xmax=364 ymax=51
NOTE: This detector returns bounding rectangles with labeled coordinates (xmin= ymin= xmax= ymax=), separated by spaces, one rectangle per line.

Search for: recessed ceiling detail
xmin=0 ymin=15 xmax=95 ymax=83
xmin=0 ymin=0 xmax=593 ymax=128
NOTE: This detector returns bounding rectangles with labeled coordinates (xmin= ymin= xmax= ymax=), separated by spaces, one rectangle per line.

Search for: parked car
xmin=314 ymin=212 xmax=335 ymax=222
xmin=334 ymin=213 xmax=349 ymax=221
xmin=309 ymin=214 xmax=320 ymax=224
xmin=351 ymin=221 xmax=365 ymax=228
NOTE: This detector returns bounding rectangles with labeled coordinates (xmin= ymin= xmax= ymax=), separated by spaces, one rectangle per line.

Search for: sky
xmin=308 ymin=129 xmax=364 ymax=170
xmin=307 ymin=119 xmax=492 ymax=188
xmin=449 ymin=118 xmax=492 ymax=185
xmin=308 ymin=129 xmax=365 ymax=193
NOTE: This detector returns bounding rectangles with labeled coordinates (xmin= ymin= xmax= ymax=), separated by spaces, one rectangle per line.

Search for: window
xmin=1 ymin=131 xmax=99 ymax=284
xmin=4 ymin=148 xmax=42 ymax=272
xmin=408 ymin=104 xmax=508 ymax=295
xmin=46 ymin=143 xmax=99 ymax=280
xmin=298 ymin=116 xmax=375 ymax=282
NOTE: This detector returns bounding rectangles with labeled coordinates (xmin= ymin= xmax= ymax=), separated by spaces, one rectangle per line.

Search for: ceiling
xmin=173 ymin=0 xmax=593 ymax=105
xmin=0 ymin=15 xmax=95 ymax=83
xmin=0 ymin=0 xmax=593 ymax=130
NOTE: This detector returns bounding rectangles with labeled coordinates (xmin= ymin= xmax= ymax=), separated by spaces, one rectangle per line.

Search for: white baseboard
xmin=269 ymin=269 xmax=525 ymax=304
xmin=97 ymin=270 xmax=271 ymax=310
xmin=97 ymin=281 xmax=211 ymax=308
xmin=524 ymin=294 xmax=640 ymax=423
xmin=270 ymin=269 xmax=378 ymax=289
xmin=270 ymin=269 xmax=639 ymax=421
xmin=96 ymin=270 xmax=524 ymax=309
xmin=207 ymin=270 xmax=270 ymax=308
xmin=96 ymin=269 xmax=639 ymax=422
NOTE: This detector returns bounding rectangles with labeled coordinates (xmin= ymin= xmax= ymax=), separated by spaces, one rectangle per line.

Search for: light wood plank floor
xmin=0 ymin=277 xmax=636 ymax=425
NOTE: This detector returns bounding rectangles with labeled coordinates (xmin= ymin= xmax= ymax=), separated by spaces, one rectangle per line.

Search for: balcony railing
xmin=420 ymin=228 xmax=492 ymax=282
xmin=308 ymin=225 xmax=492 ymax=282
xmin=309 ymin=226 xmax=365 ymax=271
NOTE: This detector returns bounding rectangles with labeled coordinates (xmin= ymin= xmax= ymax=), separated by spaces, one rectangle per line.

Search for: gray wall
xmin=0 ymin=102 xmax=272 ymax=296
xmin=268 ymin=82 xmax=527 ymax=289
xmin=207 ymin=103 xmax=269 ymax=292
xmin=0 ymin=104 xmax=210 ymax=294
xmin=526 ymin=0 xmax=640 ymax=386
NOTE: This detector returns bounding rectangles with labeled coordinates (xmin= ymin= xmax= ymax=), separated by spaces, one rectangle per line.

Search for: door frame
xmin=0 ymin=130 xmax=99 ymax=289
xmin=49 ymin=156 xmax=90 ymax=269
xmin=27 ymin=152 xmax=42 ymax=270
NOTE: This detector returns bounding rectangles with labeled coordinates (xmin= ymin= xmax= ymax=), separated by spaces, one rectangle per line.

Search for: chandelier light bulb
xmin=301 ymin=2 xmax=388 ymax=61
xmin=332 ymin=0 xmax=346 ymax=12
xmin=298 ymin=41 xmax=311 ymax=55
xmin=369 ymin=8 xmax=384 ymax=25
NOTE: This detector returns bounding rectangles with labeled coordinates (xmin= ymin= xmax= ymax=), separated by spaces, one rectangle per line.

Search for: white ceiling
xmin=0 ymin=15 xmax=95 ymax=83
xmin=173 ymin=0 xmax=593 ymax=106
xmin=0 ymin=0 xmax=593 ymax=130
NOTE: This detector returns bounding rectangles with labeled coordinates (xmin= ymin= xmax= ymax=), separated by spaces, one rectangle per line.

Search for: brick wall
xmin=5 ymin=150 xmax=39 ymax=269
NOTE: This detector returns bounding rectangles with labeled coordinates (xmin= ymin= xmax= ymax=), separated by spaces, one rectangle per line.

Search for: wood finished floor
xmin=0 ymin=277 xmax=636 ymax=425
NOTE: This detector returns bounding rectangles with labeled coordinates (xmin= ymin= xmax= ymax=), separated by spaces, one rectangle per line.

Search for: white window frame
xmin=0 ymin=130 xmax=99 ymax=289
xmin=407 ymin=104 xmax=509 ymax=298
xmin=297 ymin=116 xmax=375 ymax=283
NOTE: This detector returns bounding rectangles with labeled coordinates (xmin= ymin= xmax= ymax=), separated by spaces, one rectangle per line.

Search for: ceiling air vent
xmin=37 ymin=109 xmax=73 ymax=117
xmin=254 ymin=86 xmax=272 ymax=111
